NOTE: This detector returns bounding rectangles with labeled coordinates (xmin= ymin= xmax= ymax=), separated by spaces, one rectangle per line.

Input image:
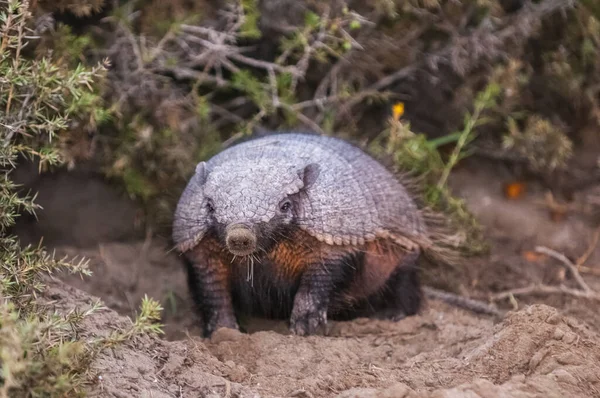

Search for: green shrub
xmin=0 ymin=1 xmax=163 ymax=396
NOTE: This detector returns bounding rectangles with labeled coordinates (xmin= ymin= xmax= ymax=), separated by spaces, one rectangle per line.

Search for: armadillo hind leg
xmin=369 ymin=247 xmax=423 ymax=322
xmin=184 ymin=248 xmax=239 ymax=337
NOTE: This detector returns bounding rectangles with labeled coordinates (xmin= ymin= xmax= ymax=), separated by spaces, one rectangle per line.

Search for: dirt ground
xmin=15 ymin=155 xmax=600 ymax=397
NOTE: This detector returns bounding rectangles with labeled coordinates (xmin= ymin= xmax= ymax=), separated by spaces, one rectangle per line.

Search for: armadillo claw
xmin=289 ymin=294 xmax=328 ymax=336
xmin=205 ymin=311 xmax=239 ymax=338
xmin=373 ymin=307 xmax=408 ymax=322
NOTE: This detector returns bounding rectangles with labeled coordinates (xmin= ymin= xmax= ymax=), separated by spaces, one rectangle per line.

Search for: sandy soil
xmin=17 ymin=156 xmax=600 ymax=397
xmin=46 ymin=277 xmax=600 ymax=398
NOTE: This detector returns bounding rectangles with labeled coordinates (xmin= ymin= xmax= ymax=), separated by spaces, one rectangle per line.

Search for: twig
xmin=228 ymin=51 xmax=300 ymax=76
xmin=577 ymin=265 xmax=600 ymax=277
xmin=116 ymin=21 xmax=144 ymax=71
xmin=210 ymin=103 xmax=245 ymax=124
xmin=153 ymin=66 xmax=228 ymax=86
xmin=312 ymin=56 xmax=348 ymax=100
xmin=267 ymin=67 xmax=280 ymax=108
xmin=292 ymin=8 xmax=331 ymax=90
xmin=146 ymin=29 xmax=177 ymax=64
xmin=180 ymin=24 xmax=237 ymax=43
xmin=535 ymin=246 xmax=592 ymax=293
xmin=491 ymin=284 xmax=600 ymax=302
xmin=576 ymin=227 xmax=600 ymax=268
xmin=531 ymin=191 xmax=572 ymax=218
xmin=281 ymin=103 xmax=325 ymax=135
xmin=492 ymin=244 xmax=599 ymax=303
xmin=290 ymin=90 xmax=381 ymax=111
xmin=180 ymin=32 xmax=301 ymax=78
xmin=423 ymin=286 xmax=504 ymax=318
xmin=368 ymin=64 xmax=418 ymax=92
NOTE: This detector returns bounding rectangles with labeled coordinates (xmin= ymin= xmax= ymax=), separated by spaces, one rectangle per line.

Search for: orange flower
xmin=522 ymin=250 xmax=546 ymax=263
xmin=392 ymin=102 xmax=405 ymax=120
xmin=504 ymin=181 xmax=526 ymax=199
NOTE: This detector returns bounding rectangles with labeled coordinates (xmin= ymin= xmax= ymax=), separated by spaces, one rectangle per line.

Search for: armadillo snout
xmin=225 ymin=224 xmax=257 ymax=256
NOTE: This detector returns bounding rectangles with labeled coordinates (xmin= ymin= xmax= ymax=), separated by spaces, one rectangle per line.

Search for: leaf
xmin=350 ymin=20 xmax=361 ymax=30
xmin=428 ymin=132 xmax=462 ymax=148
xmin=304 ymin=11 xmax=321 ymax=28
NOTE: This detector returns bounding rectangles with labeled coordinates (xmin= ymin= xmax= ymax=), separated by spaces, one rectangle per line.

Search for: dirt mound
xmin=45 ymin=277 xmax=600 ymax=397
xmin=203 ymin=303 xmax=600 ymax=397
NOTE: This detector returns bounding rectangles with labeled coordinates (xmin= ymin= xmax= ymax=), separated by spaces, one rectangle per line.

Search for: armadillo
xmin=172 ymin=131 xmax=450 ymax=337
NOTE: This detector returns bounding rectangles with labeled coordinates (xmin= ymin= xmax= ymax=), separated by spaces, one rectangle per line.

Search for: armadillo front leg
xmin=184 ymin=248 xmax=238 ymax=337
xmin=289 ymin=252 xmax=347 ymax=336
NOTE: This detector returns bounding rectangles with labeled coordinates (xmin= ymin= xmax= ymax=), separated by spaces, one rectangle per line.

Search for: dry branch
xmin=491 ymin=284 xmax=600 ymax=302
xmin=578 ymin=266 xmax=600 ymax=277
xmin=491 ymin=245 xmax=599 ymax=303
xmin=534 ymin=246 xmax=592 ymax=293
xmin=423 ymin=286 xmax=504 ymax=318
xmin=577 ymin=227 xmax=600 ymax=269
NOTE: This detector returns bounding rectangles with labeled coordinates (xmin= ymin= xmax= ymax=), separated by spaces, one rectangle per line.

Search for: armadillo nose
xmin=225 ymin=224 xmax=257 ymax=256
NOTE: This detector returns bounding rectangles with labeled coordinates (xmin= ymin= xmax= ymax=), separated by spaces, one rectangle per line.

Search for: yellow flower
xmin=392 ymin=102 xmax=405 ymax=120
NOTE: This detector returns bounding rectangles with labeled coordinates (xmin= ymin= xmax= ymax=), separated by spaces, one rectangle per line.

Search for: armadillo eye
xmin=279 ymin=200 xmax=292 ymax=212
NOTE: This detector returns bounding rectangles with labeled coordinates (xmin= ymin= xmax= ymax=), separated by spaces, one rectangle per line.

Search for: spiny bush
xmin=0 ymin=1 xmax=163 ymax=396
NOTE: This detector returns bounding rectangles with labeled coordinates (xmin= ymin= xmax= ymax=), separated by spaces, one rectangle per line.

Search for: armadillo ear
xmin=300 ymin=163 xmax=320 ymax=189
xmin=195 ymin=161 xmax=208 ymax=185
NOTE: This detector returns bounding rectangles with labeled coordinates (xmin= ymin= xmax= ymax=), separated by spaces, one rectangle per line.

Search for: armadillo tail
xmin=415 ymin=206 xmax=465 ymax=269
xmin=370 ymin=151 xmax=470 ymax=269
xmin=390 ymin=170 xmax=468 ymax=268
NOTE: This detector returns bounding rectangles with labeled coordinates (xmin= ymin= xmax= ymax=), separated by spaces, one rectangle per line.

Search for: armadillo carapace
xmin=173 ymin=132 xmax=434 ymax=337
